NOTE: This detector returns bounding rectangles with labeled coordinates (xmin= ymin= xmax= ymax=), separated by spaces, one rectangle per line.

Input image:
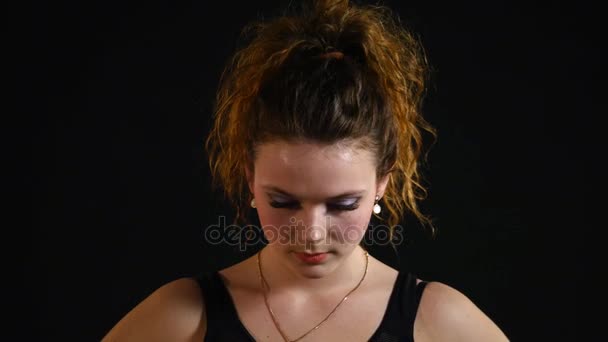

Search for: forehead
xmin=253 ymin=141 xmax=376 ymax=199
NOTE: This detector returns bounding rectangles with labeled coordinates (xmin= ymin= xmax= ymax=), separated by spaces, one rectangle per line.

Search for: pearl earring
xmin=251 ymin=198 xmax=256 ymax=208
xmin=373 ymin=195 xmax=381 ymax=214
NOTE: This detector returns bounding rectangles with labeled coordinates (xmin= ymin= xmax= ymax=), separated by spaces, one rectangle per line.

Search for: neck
xmin=258 ymin=245 xmax=368 ymax=296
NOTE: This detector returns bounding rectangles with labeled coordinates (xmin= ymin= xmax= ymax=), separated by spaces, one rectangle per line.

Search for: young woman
xmin=102 ymin=0 xmax=509 ymax=340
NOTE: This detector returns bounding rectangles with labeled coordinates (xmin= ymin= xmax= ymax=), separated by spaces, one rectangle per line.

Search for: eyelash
xmin=269 ymin=201 xmax=360 ymax=211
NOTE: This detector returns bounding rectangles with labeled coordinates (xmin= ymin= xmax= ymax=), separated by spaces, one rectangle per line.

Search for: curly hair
xmin=205 ymin=0 xmax=437 ymax=238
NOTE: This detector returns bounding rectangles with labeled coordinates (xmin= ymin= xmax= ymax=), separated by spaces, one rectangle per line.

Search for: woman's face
xmin=247 ymin=140 xmax=389 ymax=277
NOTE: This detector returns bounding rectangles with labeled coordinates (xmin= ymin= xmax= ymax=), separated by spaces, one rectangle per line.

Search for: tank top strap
xmin=368 ymin=272 xmax=428 ymax=342
xmin=194 ymin=272 xmax=255 ymax=341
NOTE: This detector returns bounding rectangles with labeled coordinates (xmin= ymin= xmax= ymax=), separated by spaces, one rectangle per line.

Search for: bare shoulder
xmin=101 ymin=277 xmax=206 ymax=342
xmin=414 ymin=281 xmax=509 ymax=342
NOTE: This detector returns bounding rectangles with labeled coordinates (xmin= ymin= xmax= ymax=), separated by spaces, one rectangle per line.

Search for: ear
xmin=245 ymin=165 xmax=255 ymax=194
xmin=376 ymin=173 xmax=390 ymax=199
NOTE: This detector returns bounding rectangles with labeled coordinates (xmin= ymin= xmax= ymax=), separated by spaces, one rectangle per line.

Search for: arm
xmin=414 ymin=282 xmax=509 ymax=342
xmin=101 ymin=277 xmax=207 ymax=342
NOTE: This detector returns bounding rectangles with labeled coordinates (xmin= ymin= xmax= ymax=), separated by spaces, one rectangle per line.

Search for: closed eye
xmin=268 ymin=201 xmax=296 ymax=209
xmin=269 ymin=201 xmax=360 ymax=211
xmin=330 ymin=203 xmax=360 ymax=211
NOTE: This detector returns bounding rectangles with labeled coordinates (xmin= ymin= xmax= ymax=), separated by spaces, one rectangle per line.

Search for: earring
xmin=373 ymin=195 xmax=381 ymax=214
xmin=250 ymin=198 xmax=256 ymax=208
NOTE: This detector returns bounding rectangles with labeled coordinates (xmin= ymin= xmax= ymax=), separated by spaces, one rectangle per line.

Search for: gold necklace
xmin=257 ymin=249 xmax=369 ymax=342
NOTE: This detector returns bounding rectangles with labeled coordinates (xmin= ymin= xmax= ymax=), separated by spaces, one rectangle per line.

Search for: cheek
xmin=256 ymin=207 xmax=287 ymax=229
xmin=257 ymin=208 xmax=291 ymax=245
xmin=329 ymin=211 xmax=371 ymax=245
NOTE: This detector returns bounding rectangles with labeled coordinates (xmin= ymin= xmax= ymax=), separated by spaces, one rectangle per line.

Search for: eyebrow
xmin=261 ymin=185 xmax=366 ymax=200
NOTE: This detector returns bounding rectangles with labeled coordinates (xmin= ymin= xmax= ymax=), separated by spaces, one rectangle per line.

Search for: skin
xmin=102 ymin=140 xmax=509 ymax=341
xmin=246 ymin=140 xmax=390 ymax=295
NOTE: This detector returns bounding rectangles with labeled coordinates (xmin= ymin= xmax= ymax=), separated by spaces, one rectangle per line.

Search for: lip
xmin=293 ymin=252 xmax=329 ymax=264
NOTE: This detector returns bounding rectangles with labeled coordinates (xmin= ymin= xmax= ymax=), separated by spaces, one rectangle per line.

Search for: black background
xmin=20 ymin=0 xmax=597 ymax=340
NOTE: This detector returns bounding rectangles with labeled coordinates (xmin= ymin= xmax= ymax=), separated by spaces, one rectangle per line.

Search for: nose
xmin=292 ymin=206 xmax=327 ymax=245
xmin=305 ymin=224 xmax=324 ymax=242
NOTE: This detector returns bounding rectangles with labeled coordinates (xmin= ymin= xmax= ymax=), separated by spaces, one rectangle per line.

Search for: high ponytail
xmin=206 ymin=0 xmax=437 ymax=237
xmin=312 ymin=0 xmax=349 ymax=18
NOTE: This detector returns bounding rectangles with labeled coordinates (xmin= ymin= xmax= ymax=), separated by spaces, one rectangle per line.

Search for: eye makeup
xmin=268 ymin=196 xmax=361 ymax=211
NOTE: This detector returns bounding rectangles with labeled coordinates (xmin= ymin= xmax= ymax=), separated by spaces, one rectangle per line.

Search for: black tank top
xmin=195 ymin=271 xmax=427 ymax=341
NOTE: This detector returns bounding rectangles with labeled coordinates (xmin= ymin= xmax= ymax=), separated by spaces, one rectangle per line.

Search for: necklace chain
xmin=257 ymin=250 xmax=369 ymax=342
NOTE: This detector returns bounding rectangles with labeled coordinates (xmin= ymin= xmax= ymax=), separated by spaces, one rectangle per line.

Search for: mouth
xmin=294 ymin=250 xmax=330 ymax=254
xmin=293 ymin=251 xmax=331 ymax=264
